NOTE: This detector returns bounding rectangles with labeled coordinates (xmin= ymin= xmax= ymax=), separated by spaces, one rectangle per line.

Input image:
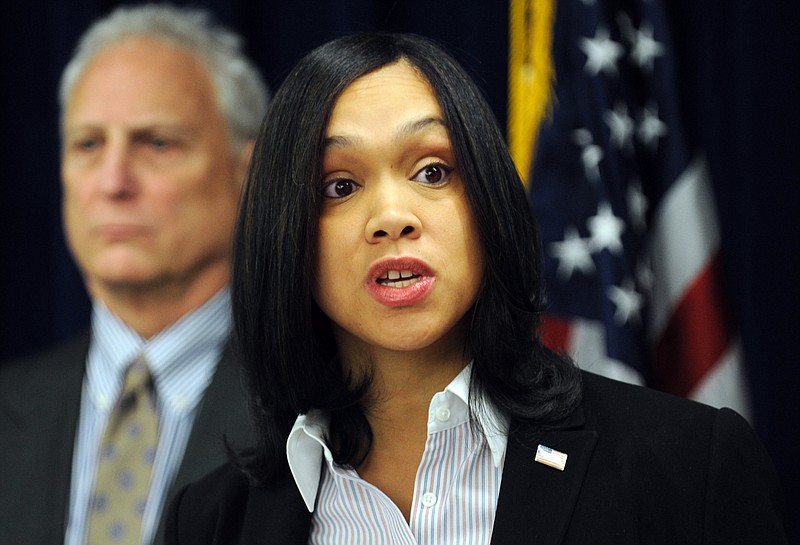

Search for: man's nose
xmin=96 ymin=143 xmax=135 ymax=197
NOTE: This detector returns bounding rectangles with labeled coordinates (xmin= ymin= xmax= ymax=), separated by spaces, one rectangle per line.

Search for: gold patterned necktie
xmin=87 ymin=359 xmax=159 ymax=545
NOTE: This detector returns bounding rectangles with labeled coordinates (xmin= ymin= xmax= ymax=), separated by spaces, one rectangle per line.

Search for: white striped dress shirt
xmin=287 ymin=365 xmax=510 ymax=545
xmin=64 ymin=288 xmax=231 ymax=545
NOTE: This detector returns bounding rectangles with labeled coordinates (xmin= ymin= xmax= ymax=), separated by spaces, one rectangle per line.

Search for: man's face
xmin=61 ymin=36 xmax=248 ymax=301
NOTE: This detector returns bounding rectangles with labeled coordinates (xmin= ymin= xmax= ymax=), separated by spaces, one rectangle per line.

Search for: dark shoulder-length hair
xmin=232 ymin=32 xmax=582 ymax=484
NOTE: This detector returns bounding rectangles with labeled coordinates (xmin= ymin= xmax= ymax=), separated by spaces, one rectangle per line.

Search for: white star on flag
xmin=627 ymin=179 xmax=649 ymax=232
xmin=604 ymin=101 xmax=636 ymax=152
xmin=549 ymin=226 xmax=596 ymax=280
xmin=587 ymin=201 xmax=625 ymax=254
xmin=638 ymin=101 xmax=668 ymax=151
xmin=617 ymin=12 xmax=665 ymax=73
xmin=573 ymin=128 xmax=604 ymax=183
xmin=630 ymin=22 xmax=665 ymax=72
xmin=579 ymin=26 xmax=624 ymax=76
xmin=607 ymin=277 xmax=644 ymax=326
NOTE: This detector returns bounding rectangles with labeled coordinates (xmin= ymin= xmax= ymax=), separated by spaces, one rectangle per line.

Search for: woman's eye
xmin=412 ymin=163 xmax=453 ymax=185
xmin=321 ymin=178 xmax=361 ymax=198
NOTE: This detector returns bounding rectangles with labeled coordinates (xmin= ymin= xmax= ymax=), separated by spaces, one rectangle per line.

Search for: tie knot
xmin=119 ymin=360 xmax=153 ymax=405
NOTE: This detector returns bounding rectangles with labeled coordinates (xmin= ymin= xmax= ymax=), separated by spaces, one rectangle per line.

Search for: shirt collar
xmin=286 ymin=363 xmax=509 ymax=512
xmin=86 ymin=288 xmax=232 ymax=414
xmin=436 ymin=365 xmax=509 ymax=467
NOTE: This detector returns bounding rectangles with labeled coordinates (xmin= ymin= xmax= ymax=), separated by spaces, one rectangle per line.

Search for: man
xmin=0 ymin=5 xmax=269 ymax=545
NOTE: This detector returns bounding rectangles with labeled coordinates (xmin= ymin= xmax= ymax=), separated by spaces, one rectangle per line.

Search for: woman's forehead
xmin=327 ymin=62 xmax=441 ymax=134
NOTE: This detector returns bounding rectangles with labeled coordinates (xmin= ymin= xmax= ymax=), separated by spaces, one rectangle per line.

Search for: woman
xmin=167 ymin=33 xmax=786 ymax=544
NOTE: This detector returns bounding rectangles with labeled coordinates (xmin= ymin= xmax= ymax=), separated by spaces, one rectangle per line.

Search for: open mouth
xmin=376 ymin=270 xmax=422 ymax=288
xmin=367 ymin=259 xmax=435 ymax=306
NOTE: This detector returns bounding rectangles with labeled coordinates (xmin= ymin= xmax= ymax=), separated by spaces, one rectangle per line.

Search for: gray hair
xmin=58 ymin=3 xmax=269 ymax=154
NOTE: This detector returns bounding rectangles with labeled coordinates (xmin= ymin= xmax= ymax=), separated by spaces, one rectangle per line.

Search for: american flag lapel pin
xmin=535 ymin=444 xmax=568 ymax=471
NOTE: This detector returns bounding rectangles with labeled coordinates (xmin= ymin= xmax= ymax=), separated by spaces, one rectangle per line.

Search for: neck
xmin=339 ymin=336 xmax=468 ymax=424
xmin=89 ymin=271 xmax=228 ymax=339
xmin=331 ymin=320 xmax=471 ymax=519
xmin=337 ymin=338 xmax=469 ymax=521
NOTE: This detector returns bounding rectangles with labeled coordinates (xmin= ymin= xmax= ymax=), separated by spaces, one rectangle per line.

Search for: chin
xmin=89 ymin=264 xmax=164 ymax=292
xmin=382 ymin=332 xmax=443 ymax=352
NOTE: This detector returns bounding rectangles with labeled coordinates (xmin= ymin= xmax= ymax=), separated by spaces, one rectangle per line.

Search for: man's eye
xmin=412 ymin=163 xmax=453 ymax=185
xmin=321 ymin=179 xmax=361 ymax=199
xmin=149 ymin=137 xmax=170 ymax=150
xmin=75 ymin=138 xmax=100 ymax=152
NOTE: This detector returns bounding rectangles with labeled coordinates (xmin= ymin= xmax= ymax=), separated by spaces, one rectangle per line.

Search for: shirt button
xmin=98 ymin=395 xmax=113 ymax=411
xmin=421 ymin=492 xmax=437 ymax=507
xmin=435 ymin=406 xmax=451 ymax=422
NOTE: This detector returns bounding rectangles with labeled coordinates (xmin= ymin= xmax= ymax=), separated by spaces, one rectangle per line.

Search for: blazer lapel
xmin=43 ymin=348 xmax=86 ymax=539
xmin=0 ymin=334 xmax=88 ymax=543
xmin=169 ymin=344 xmax=252 ymax=491
xmin=490 ymin=410 xmax=598 ymax=545
xmin=154 ymin=344 xmax=252 ymax=544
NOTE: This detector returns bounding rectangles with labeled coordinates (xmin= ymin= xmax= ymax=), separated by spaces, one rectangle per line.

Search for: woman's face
xmin=313 ymin=61 xmax=484 ymax=363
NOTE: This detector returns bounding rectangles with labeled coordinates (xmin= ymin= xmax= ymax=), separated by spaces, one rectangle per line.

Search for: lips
xmin=97 ymin=224 xmax=145 ymax=237
xmin=366 ymin=258 xmax=436 ymax=307
xmin=92 ymin=221 xmax=153 ymax=241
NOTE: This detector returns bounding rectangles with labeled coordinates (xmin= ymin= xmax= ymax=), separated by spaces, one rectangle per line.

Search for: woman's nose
xmin=364 ymin=182 xmax=422 ymax=242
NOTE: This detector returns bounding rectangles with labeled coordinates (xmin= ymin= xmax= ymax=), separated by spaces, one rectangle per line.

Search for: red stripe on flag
xmin=654 ymin=252 xmax=733 ymax=396
xmin=541 ymin=315 xmax=573 ymax=354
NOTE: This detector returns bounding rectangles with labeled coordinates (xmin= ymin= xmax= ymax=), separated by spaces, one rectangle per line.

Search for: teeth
xmin=378 ymin=269 xmax=420 ymax=286
xmin=381 ymin=270 xmax=416 ymax=280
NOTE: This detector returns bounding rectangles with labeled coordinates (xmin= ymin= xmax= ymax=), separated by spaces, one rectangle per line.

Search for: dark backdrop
xmin=1 ymin=1 xmax=797 ymax=539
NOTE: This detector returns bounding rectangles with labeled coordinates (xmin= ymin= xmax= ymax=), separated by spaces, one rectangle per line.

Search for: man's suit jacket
xmin=165 ymin=371 xmax=787 ymax=544
xmin=0 ymin=332 xmax=251 ymax=545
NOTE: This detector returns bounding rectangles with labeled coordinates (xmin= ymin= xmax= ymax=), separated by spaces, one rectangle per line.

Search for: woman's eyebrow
xmin=324 ymin=115 xmax=447 ymax=149
xmin=395 ymin=116 xmax=447 ymax=142
xmin=324 ymin=134 xmax=359 ymax=149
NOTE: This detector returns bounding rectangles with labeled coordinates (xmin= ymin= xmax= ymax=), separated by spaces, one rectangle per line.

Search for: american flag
xmin=527 ymin=0 xmax=751 ymax=417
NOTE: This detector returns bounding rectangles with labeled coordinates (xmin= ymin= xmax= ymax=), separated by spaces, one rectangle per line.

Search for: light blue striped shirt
xmin=64 ymin=288 xmax=232 ymax=545
xmin=287 ymin=365 xmax=510 ymax=545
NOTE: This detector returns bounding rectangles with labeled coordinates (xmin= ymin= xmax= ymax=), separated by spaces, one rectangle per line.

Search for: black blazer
xmin=165 ymin=372 xmax=787 ymax=544
xmin=0 ymin=332 xmax=251 ymax=545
